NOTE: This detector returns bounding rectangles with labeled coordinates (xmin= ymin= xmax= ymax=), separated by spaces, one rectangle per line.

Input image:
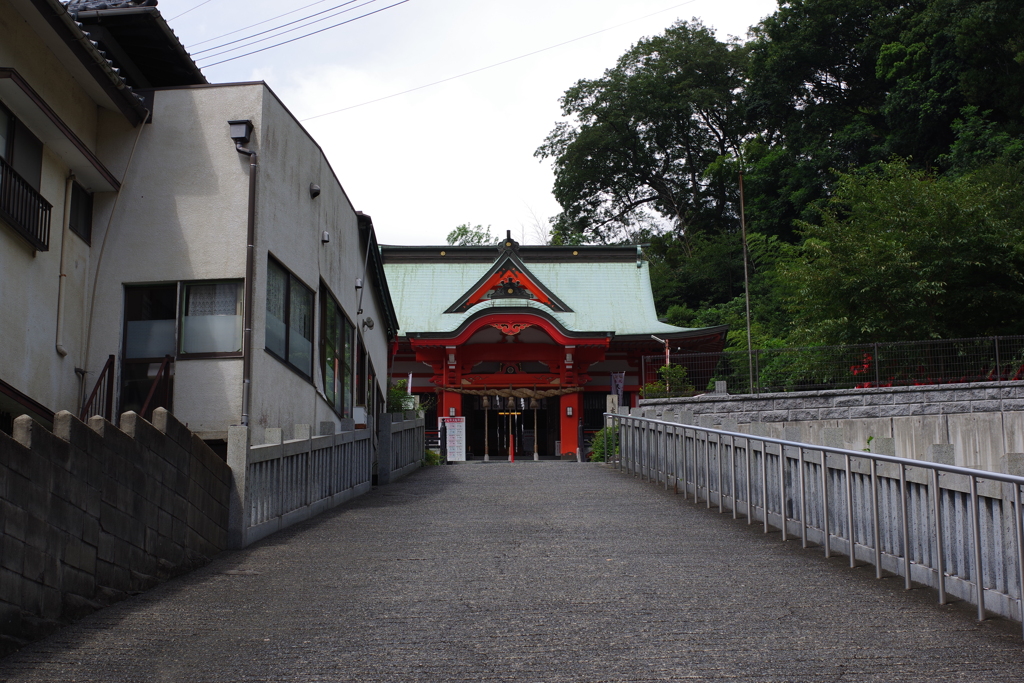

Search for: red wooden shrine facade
xmin=383 ymin=236 xmax=727 ymax=458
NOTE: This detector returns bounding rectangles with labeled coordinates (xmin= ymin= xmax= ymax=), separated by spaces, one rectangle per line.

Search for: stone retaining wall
xmin=0 ymin=409 xmax=231 ymax=652
xmin=640 ymin=381 xmax=1024 ymax=473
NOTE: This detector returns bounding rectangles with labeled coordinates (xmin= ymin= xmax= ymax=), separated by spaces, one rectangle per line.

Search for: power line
xmin=187 ymin=0 xmax=336 ymax=48
xmin=197 ymin=0 xmax=387 ymax=63
xmin=198 ymin=0 xmax=410 ymax=68
xmin=167 ymin=0 xmax=218 ymax=22
xmin=192 ymin=0 xmax=366 ymax=56
xmin=301 ymin=0 xmax=699 ymax=122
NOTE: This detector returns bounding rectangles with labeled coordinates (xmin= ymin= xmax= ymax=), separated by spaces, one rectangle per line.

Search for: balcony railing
xmin=0 ymin=155 xmax=51 ymax=251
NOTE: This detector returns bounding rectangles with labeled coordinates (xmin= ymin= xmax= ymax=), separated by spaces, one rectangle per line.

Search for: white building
xmin=0 ymin=0 xmax=397 ymax=447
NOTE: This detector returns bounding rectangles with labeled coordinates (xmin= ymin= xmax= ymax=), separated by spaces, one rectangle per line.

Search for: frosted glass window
xmin=126 ymin=319 xmax=176 ymax=358
xmin=123 ymin=284 xmax=177 ymax=359
xmin=180 ymin=281 xmax=243 ymax=354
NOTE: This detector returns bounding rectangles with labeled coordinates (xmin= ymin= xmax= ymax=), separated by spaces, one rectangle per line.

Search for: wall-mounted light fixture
xmin=354 ymin=278 xmax=363 ymax=290
xmin=566 ymin=406 xmax=573 ymax=417
xmin=449 ymin=407 xmax=456 ymax=417
xmin=362 ymin=316 xmax=374 ymax=330
xmin=309 ymin=182 xmax=321 ymax=199
xmin=229 ymin=119 xmax=252 ymax=143
xmin=321 ymin=231 xmax=330 ymax=244
xmin=228 ymin=119 xmax=253 ymax=144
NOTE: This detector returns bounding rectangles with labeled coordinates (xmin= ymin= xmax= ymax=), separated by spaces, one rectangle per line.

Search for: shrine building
xmin=381 ymin=233 xmax=727 ymax=459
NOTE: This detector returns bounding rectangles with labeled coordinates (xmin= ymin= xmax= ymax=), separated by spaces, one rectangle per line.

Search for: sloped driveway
xmin=1 ymin=462 xmax=1023 ymax=682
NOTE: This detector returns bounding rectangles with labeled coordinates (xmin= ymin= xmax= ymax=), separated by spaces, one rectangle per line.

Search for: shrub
xmin=589 ymin=424 xmax=619 ymax=462
xmin=423 ymin=448 xmax=443 ymax=467
xmin=641 ymin=364 xmax=696 ymax=399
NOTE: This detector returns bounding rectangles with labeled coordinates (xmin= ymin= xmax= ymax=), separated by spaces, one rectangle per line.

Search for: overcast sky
xmin=155 ymin=0 xmax=779 ymax=245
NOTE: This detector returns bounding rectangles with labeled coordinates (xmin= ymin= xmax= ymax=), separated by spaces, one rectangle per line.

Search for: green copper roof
xmin=382 ymin=257 xmax=704 ymax=338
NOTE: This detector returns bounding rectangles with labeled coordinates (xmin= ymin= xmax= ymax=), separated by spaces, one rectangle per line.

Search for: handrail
xmin=0 ymin=155 xmax=52 ymax=251
xmin=80 ymin=354 xmax=115 ymax=422
xmin=140 ymin=355 xmax=173 ymax=422
xmin=614 ymin=414 xmax=1024 ymax=486
xmin=605 ymin=411 xmax=1024 ymax=637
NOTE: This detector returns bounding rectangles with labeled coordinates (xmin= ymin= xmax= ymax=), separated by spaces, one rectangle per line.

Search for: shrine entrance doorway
xmin=462 ymin=396 xmax=559 ymax=460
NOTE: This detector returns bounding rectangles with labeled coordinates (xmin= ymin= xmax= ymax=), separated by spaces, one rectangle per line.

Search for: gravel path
xmin=1 ymin=462 xmax=1022 ymax=682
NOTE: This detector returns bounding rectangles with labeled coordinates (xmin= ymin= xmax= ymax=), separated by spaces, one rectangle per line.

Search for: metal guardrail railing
xmin=80 ymin=354 xmax=115 ymax=423
xmin=0 ymin=155 xmax=52 ymax=251
xmin=604 ymin=412 xmax=1024 ymax=636
xmin=140 ymin=355 xmax=173 ymax=422
xmin=643 ymin=335 xmax=1024 ymax=395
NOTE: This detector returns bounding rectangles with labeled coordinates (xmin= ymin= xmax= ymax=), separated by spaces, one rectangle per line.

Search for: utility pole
xmin=739 ymin=170 xmax=754 ymax=393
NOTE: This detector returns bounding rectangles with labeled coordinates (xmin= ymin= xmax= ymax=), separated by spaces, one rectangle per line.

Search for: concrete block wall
xmin=641 ymin=381 xmax=1024 ymax=474
xmin=0 ymin=408 xmax=230 ymax=651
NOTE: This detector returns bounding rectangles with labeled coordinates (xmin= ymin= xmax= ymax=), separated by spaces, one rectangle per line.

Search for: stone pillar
xmin=227 ymin=425 xmax=251 ymax=549
xmin=377 ymin=412 xmax=393 ymax=486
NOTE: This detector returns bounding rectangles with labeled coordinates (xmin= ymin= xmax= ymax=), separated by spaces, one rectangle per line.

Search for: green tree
xmin=535 ymin=20 xmax=748 ymax=249
xmin=877 ymin=0 xmax=1024 ymax=165
xmin=743 ymin=0 xmax=899 ymax=241
xmin=780 ymin=159 xmax=1024 ymax=345
xmin=446 ymin=223 xmax=494 ymax=246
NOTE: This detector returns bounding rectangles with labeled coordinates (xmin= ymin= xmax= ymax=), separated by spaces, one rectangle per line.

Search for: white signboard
xmin=440 ymin=417 xmax=466 ymax=461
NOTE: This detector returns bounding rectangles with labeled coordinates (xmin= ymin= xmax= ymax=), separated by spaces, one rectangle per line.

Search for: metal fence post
xmin=994 ymin=336 xmax=1001 ymax=381
xmin=873 ymin=343 xmax=881 ymax=386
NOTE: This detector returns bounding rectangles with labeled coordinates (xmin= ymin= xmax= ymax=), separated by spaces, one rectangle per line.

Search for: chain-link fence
xmin=642 ymin=335 xmax=1024 ymax=396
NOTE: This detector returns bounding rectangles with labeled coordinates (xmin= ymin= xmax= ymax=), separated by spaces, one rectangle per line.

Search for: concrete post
xmin=927 ymin=444 xmax=955 ymax=466
xmin=377 ymin=412 xmax=393 ymax=486
xmin=1002 ymin=453 xmax=1024 ymax=476
xmin=871 ymin=437 xmax=896 ymax=456
xmin=227 ymin=425 xmax=251 ymax=549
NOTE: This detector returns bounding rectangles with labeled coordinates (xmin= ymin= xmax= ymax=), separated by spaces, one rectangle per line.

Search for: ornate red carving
xmin=489 ymin=322 xmax=535 ymax=336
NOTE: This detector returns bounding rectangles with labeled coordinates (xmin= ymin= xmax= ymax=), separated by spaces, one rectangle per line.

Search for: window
xmin=354 ymin=335 xmax=365 ymax=408
xmin=69 ymin=181 xmax=93 ymax=244
xmin=124 ymin=284 xmax=177 ymax=360
xmin=180 ymin=281 xmax=243 ymax=355
xmin=320 ymin=286 xmax=354 ymax=417
xmin=121 ymin=284 xmax=177 ymax=415
xmin=266 ymin=257 xmax=314 ymax=377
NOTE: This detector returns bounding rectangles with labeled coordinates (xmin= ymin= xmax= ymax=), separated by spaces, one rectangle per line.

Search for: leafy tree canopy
xmin=535 ymin=20 xmax=748 ymax=250
xmin=780 ymin=159 xmax=1024 ymax=345
xmin=446 ymin=223 xmax=494 ymax=246
xmin=536 ymin=0 xmax=1024 ymax=348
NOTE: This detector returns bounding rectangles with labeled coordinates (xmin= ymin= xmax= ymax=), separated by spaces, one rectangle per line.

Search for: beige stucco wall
xmin=247 ymin=89 xmax=390 ymax=443
xmin=0 ymin=0 xmax=121 ymax=421
xmin=0 ymin=4 xmax=393 ymax=439
xmin=84 ymin=84 xmax=255 ymax=437
xmin=86 ymin=84 xmax=391 ymax=441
